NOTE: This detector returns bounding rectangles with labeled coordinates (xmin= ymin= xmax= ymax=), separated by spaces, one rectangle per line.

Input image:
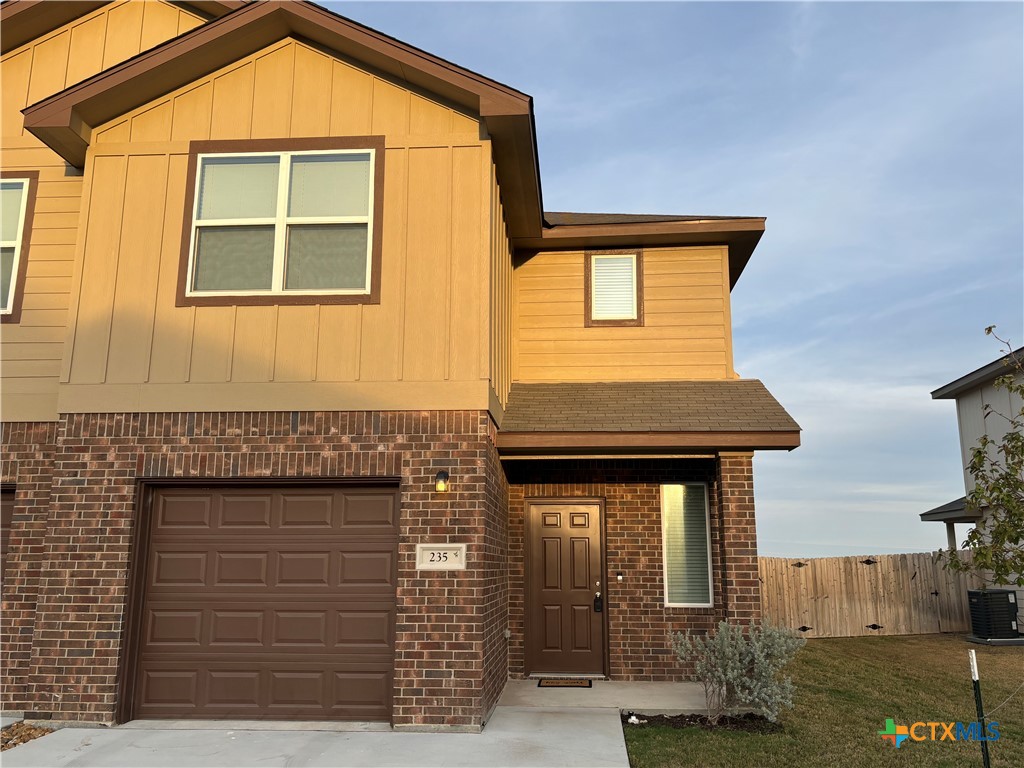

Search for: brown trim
xmin=584 ymin=249 xmax=644 ymax=328
xmin=1 ymin=170 xmax=39 ymax=325
xmin=524 ymin=498 xmax=608 ymax=677
xmin=515 ymin=220 xmax=764 ymax=289
xmin=0 ymin=1 xmax=245 ymax=55
xmin=19 ymin=0 xmax=543 ymax=239
xmin=496 ymin=430 xmax=802 ymax=453
xmin=116 ymin=475 xmax=401 ymax=723
xmin=175 ymin=137 xmax=385 ymax=308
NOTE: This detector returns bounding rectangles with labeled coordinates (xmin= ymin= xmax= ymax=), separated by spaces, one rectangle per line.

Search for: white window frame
xmin=590 ymin=252 xmax=638 ymax=320
xmin=184 ymin=148 xmax=376 ymax=297
xmin=1 ymin=177 xmax=31 ymax=315
xmin=661 ymin=482 xmax=714 ymax=608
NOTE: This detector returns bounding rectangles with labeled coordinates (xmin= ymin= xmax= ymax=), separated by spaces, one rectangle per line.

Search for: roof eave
xmin=510 ymin=218 xmax=765 ymax=288
xmin=0 ymin=0 xmax=246 ymax=55
xmin=931 ymin=347 xmax=1024 ymax=400
xmin=495 ymin=429 xmax=801 ymax=456
xmin=19 ymin=0 xmax=544 ymax=238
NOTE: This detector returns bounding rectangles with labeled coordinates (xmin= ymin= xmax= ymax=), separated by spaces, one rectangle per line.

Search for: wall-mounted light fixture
xmin=434 ymin=470 xmax=450 ymax=493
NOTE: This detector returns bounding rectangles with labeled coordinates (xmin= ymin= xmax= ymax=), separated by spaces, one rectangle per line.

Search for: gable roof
xmin=497 ymin=380 xmax=800 ymax=454
xmin=19 ymin=0 xmax=543 ymax=238
xmin=932 ymin=347 xmax=1024 ymax=400
xmin=0 ymin=0 xmax=246 ymax=55
xmin=18 ymin=0 xmax=766 ymax=270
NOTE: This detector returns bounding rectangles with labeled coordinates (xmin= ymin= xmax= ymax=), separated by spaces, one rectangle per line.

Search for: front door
xmin=525 ymin=501 xmax=605 ymax=675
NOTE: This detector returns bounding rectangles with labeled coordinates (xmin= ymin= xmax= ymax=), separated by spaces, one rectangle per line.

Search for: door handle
xmin=593 ymin=591 xmax=603 ymax=613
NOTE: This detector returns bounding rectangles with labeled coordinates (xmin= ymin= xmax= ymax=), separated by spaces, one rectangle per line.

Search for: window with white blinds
xmin=187 ymin=149 xmax=375 ymax=296
xmin=661 ymin=483 xmax=713 ymax=607
xmin=590 ymin=253 xmax=637 ymax=320
xmin=1 ymin=178 xmax=30 ymax=314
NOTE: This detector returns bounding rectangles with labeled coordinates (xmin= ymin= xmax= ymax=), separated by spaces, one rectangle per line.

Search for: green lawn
xmin=624 ymin=634 xmax=1024 ymax=768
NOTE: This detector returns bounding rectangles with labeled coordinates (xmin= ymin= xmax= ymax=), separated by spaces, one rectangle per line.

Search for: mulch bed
xmin=1 ymin=722 xmax=53 ymax=751
xmin=621 ymin=712 xmax=782 ymax=735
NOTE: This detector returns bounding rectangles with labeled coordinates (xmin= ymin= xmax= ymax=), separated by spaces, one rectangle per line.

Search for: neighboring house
xmin=0 ymin=0 xmax=800 ymax=731
xmin=922 ymin=347 xmax=1023 ymax=603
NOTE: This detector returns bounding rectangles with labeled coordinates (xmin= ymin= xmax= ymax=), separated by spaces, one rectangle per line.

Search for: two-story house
xmin=923 ymin=346 xmax=1023 ymax=610
xmin=0 ymin=0 xmax=800 ymax=731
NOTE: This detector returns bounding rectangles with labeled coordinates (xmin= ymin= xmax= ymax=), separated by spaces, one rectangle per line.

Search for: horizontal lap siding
xmin=61 ymin=40 xmax=490 ymax=413
xmin=0 ymin=1 xmax=205 ymax=422
xmin=514 ymin=247 xmax=734 ymax=382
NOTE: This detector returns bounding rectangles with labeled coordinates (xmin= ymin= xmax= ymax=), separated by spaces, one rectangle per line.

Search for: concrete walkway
xmin=2 ymin=706 xmax=629 ymax=768
xmin=499 ymin=679 xmax=705 ymax=713
xmin=1 ymin=680 xmax=705 ymax=767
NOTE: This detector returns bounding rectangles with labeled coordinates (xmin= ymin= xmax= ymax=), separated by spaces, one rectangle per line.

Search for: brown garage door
xmin=132 ymin=486 xmax=398 ymax=721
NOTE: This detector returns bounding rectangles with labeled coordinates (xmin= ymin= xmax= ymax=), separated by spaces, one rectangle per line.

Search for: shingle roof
xmin=920 ymin=496 xmax=979 ymax=523
xmin=543 ymin=212 xmax=759 ymax=227
xmin=501 ymin=380 xmax=800 ymax=433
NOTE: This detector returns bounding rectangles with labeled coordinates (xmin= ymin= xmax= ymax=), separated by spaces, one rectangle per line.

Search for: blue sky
xmin=330 ymin=1 xmax=1024 ymax=557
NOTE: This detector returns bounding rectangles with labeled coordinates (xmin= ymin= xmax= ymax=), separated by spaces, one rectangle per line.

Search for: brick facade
xmin=505 ymin=455 xmax=760 ymax=681
xmin=3 ymin=416 xmax=762 ymax=726
xmin=1 ymin=422 xmax=58 ymax=712
xmin=1 ymin=411 xmax=507 ymax=730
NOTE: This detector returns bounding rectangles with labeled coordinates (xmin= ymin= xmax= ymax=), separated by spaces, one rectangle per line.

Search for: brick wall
xmin=505 ymin=455 xmax=760 ymax=681
xmin=480 ymin=424 xmax=509 ymax=722
xmin=11 ymin=411 xmax=505 ymax=729
xmin=1 ymin=422 xmax=58 ymax=712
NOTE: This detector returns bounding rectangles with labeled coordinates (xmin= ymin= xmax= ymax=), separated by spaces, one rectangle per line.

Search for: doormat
xmin=537 ymin=678 xmax=593 ymax=688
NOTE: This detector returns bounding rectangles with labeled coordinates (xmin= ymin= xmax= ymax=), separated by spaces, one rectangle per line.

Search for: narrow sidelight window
xmin=661 ymin=483 xmax=713 ymax=607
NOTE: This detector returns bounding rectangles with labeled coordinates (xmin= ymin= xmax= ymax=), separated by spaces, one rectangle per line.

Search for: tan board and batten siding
xmin=513 ymin=247 xmax=735 ymax=382
xmin=489 ymin=166 xmax=513 ymax=410
xmin=55 ymin=38 xmax=512 ymax=414
xmin=1 ymin=0 xmax=208 ymax=421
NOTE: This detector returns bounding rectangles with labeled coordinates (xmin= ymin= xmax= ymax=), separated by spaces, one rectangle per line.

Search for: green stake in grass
xmin=969 ymin=649 xmax=991 ymax=768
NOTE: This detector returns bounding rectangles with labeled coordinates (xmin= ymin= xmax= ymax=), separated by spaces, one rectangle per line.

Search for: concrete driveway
xmin=2 ymin=706 xmax=629 ymax=768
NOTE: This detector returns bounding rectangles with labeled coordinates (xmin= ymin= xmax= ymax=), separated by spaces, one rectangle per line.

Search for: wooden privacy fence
xmin=759 ymin=552 xmax=983 ymax=638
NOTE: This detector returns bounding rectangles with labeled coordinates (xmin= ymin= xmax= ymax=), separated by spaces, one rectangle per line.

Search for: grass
xmin=624 ymin=634 xmax=1024 ymax=768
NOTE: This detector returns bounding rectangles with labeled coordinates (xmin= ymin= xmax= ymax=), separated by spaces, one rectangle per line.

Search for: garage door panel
xmin=144 ymin=543 xmax=396 ymax=595
xmin=134 ymin=486 xmax=398 ymax=721
xmin=151 ymin=489 xmax=398 ymax=537
xmin=135 ymin=662 xmax=393 ymax=720
xmin=141 ymin=601 xmax=394 ymax=653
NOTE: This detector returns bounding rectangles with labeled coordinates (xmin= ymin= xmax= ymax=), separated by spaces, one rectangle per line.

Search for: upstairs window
xmin=661 ymin=483 xmax=713 ymax=607
xmin=178 ymin=138 xmax=384 ymax=307
xmin=1 ymin=172 xmax=37 ymax=323
xmin=585 ymin=250 xmax=643 ymax=326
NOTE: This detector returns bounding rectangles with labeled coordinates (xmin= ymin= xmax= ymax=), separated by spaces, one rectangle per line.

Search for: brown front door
xmin=525 ymin=501 xmax=605 ymax=675
xmin=129 ymin=486 xmax=398 ymax=721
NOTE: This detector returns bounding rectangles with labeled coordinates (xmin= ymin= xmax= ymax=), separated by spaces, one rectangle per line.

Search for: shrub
xmin=671 ymin=621 xmax=805 ymax=724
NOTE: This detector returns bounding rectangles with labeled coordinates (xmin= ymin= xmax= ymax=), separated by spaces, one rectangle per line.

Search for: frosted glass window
xmin=187 ymin=148 xmax=375 ymax=297
xmin=286 ymin=225 xmax=368 ymax=290
xmin=591 ymin=254 xmax=637 ymax=319
xmin=289 ymin=154 xmax=371 ymax=218
xmin=1 ymin=247 xmax=14 ymax=311
xmin=1 ymin=183 xmax=25 ymax=241
xmin=1 ymin=179 xmax=29 ymax=314
xmin=193 ymin=226 xmax=275 ymax=291
xmin=197 ymin=157 xmax=279 ymax=220
xmin=662 ymin=484 xmax=712 ymax=606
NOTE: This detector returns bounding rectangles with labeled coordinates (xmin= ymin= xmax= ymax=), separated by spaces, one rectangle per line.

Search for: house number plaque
xmin=415 ymin=543 xmax=467 ymax=571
